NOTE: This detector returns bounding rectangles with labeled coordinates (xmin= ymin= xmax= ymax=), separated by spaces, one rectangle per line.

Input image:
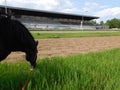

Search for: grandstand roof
xmin=0 ymin=5 xmax=99 ymax=20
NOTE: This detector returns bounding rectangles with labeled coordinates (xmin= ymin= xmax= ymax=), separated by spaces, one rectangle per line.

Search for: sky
xmin=0 ymin=0 xmax=120 ymax=23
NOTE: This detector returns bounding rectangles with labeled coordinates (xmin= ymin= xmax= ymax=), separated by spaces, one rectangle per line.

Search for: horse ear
xmin=36 ymin=40 xmax=38 ymax=46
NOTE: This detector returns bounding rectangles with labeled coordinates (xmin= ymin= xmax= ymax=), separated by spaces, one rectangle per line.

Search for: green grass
xmin=31 ymin=31 xmax=120 ymax=39
xmin=0 ymin=48 xmax=120 ymax=90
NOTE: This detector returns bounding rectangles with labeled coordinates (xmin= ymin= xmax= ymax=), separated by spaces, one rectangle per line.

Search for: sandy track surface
xmin=4 ymin=36 xmax=120 ymax=62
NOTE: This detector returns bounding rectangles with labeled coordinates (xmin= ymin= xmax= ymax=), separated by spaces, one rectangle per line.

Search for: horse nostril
xmin=31 ymin=62 xmax=36 ymax=68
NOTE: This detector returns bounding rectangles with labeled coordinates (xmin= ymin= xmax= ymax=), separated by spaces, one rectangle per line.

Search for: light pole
xmin=5 ymin=0 xmax=8 ymax=14
xmin=80 ymin=10 xmax=88 ymax=30
xmin=80 ymin=16 xmax=84 ymax=30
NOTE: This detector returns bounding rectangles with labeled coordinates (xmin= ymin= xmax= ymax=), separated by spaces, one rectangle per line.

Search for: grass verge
xmin=31 ymin=31 xmax=120 ymax=39
xmin=0 ymin=48 xmax=120 ymax=90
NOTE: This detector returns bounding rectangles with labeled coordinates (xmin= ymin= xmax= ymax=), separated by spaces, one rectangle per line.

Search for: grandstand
xmin=0 ymin=5 xmax=99 ymax=30
xmin=12 ymin=15 xmax=97 ymax=30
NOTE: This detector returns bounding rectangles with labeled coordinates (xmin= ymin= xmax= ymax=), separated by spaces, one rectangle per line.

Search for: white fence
xmin=23 ymin=23 xmax=97 ymax=30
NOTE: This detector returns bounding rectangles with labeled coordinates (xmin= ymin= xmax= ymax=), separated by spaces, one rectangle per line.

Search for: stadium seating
xmin=12 ymin=15 xmax=97 ymax=30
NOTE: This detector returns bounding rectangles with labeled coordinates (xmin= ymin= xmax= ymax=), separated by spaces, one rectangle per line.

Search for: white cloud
xmin=0 ymin=0 xmax=59 ymax=10
xmin=0 ymin=0 xmax=81 ymax=15
xmin=95 ymin=7 xmax=120 ymax=22
xmin=62 ymin=8 xmax=79 ymax=13
xmin=0 ymin=0 xmax=5 ymax=4
xmin=0 ymin=0 xmax=74 ymax=12
xmin=0 ymin=0 xmax=82 ymax=14
xmin=95 ymin=7 xmax=120 ymax=17
xmin=81 ymin=2 xmax=120 ymax=22
xmin=82 ymin=2 xmax=107 ymax=13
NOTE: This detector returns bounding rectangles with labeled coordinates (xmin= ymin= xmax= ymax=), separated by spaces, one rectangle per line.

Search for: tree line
xmin=90 ymin=18 xmax=120 ymax=29
xmin=105 ymin=18 xmax=120 ymax=28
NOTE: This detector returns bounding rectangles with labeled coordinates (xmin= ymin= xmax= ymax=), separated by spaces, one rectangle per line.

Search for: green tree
xmin=100 ymin=21 xmax=104 ymax=25
xmin=106 ymin=18 xmax=120 ymax=28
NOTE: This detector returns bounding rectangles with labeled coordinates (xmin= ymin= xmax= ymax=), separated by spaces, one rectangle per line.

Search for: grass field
xmin=31 ymin=31 xmax=120 ymax=39
xmin=0 ymin=48 xmax=120 ymax=90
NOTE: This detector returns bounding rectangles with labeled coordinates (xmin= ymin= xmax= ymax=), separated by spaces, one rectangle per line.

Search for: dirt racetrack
xmin=4 ymin=36 xmax=120 ymax=62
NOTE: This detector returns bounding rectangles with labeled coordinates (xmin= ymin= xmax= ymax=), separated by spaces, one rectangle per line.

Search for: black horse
xmin=0 ymin=16 xmax=38 ymax=68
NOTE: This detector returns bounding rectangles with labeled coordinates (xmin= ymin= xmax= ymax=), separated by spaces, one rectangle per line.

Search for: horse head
xmin=26 ymin=40 xmax=38 ymax=69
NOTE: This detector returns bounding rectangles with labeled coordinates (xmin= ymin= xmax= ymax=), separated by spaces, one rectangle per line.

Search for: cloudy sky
xmin=0 ymin=0 xmax=120 ymax=23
